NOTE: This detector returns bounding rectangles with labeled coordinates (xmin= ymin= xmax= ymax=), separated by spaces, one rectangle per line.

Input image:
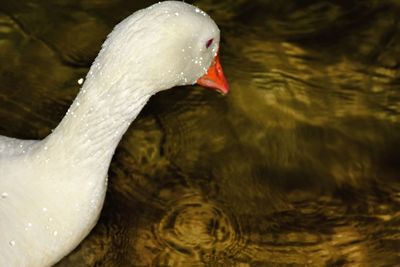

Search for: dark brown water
xmin=1 ymin=0 xmax=400 ymax=266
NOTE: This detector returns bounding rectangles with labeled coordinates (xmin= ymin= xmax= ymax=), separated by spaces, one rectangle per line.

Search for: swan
xmin=0 ymin=1 xmax=229 ymax=266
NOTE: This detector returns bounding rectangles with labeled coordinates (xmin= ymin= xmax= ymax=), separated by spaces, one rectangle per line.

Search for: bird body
xmin=0 ymin=1 xmax=228 ymax=266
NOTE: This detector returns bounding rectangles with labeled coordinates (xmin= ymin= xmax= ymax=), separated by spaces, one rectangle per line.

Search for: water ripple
xmin=154 ymin=194 xmax=245 ymax=266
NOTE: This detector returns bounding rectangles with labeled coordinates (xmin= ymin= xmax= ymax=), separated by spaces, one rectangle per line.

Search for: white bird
xmin=0 ymin=1 xmax=229 ymax=266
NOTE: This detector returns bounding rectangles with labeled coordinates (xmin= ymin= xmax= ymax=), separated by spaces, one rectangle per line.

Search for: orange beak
xmin=196 ymin=51 xmax=229 ymax=95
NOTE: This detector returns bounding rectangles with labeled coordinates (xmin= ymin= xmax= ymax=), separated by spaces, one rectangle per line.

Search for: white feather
xmin=0 ymin=1 xmax=220 ymax=266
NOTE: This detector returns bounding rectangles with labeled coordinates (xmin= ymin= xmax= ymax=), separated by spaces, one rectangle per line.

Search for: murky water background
xmin=1 ymin=0 xmax=400 ymax=266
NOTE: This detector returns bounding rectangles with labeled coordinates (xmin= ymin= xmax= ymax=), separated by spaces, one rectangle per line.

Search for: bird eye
xmin=206 ymin=38 xmax=213 ymax=48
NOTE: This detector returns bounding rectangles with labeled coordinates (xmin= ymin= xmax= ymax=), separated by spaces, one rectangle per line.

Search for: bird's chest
xmin=0 ymin=162 xmax=108 ymax=266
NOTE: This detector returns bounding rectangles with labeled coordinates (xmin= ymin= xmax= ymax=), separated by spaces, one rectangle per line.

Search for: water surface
xmin=0 ymin=0 xmax=399 ymax=266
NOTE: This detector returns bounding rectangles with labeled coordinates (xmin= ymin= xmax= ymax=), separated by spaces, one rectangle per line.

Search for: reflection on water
xmin=1 ymin=0 xmax=400 ymax=266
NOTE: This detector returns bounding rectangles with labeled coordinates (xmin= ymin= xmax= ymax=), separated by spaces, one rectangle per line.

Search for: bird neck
xmin=40 ymin=71 xmax=153 ymax=175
